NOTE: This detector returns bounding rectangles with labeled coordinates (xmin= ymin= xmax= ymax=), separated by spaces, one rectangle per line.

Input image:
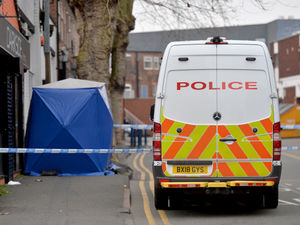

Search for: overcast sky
xmin=132 ymin=0 xmax=300 ymax=32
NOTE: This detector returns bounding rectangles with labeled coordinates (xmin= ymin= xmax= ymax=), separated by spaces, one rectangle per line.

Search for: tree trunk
xmin=110 ymin=0 xmax=135 ymax=146
xmin=71 ymin=0 xmax=135 ymax=146
xmin=71 ymin=0 xmax=118 ymax=84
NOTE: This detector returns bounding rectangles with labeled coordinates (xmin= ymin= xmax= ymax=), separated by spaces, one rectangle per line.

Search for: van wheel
xmin=154 ymin=183 xmax=168 ymax=210
xmin=264 ymin=185 xmax=279 ymax=209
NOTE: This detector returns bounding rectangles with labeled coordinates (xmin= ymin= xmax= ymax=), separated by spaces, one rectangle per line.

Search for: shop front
xmin=0 ymin=17 xmax=30 ymax=183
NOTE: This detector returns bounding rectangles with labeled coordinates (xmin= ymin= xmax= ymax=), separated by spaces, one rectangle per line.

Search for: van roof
xmin=167 ymin=40 xmax=266 ymax=46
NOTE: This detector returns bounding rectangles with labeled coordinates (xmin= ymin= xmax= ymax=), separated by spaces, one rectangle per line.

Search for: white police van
xmin=150 ymin=37 xmax=281 ymax=209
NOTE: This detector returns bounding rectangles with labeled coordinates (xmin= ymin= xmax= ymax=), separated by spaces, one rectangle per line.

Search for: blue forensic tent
xmin=24 ymin=78 xmax=114 ymax=176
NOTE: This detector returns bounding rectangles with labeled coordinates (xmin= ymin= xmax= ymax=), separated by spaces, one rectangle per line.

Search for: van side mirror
xmin=150 ymin=104 xmax=155 ymax=121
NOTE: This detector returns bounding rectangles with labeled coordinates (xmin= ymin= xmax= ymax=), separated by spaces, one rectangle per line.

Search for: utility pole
xmin=44 ymin=0 xmax=51 ymax=83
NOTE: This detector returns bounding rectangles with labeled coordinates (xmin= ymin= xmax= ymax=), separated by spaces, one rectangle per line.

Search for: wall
xmin=278 ymin=35 xmax=300 ymax=79
xmin=19 ymin=0 xmax=43 ymax=130
xmin=125 ymin=51 xmax=162 ymax=98
xmin=271 ymin=34 xmax=300 ymax=103
xmin=0 ymin=0 xmax=19 ymax=30
xmin=57 ymin=0 xmax=80 ymax=79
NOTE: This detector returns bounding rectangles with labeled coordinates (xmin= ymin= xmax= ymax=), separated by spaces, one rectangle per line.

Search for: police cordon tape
xmin=0 ymin=147 xmax=299 ymax=153
xmin=282 ymin=146 xmax=300 ymax=151
xmin=114 ymin=124 xmax=153 ymax=129
xmin=281 ymin=125 xmax=300 ymax=130
xmin=114 ymin=124 xmax=300 ymax=130
xmin=0 ymin=148 xmax=152 ymax=154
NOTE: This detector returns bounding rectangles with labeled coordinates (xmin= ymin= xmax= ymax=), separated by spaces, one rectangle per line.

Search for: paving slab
xmin=0 ymin=175 xmax=130 ymax=225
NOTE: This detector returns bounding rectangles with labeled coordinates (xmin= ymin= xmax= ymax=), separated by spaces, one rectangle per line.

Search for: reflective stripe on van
xmin=160 ymin=107 xmax=274 ymax=178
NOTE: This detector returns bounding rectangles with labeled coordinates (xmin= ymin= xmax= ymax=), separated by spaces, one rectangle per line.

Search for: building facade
xmin=0 ymin=0 xmax=79 ymax=184
xmin=50 ymin=0 xmax=80 ymax=80
xmin=271 ymin=34 xmax=300 ymax=104
xmin=125 ymin=51 xmax=161 ymax=99
xmin=0 ymin=0 xmax=31 ymax=184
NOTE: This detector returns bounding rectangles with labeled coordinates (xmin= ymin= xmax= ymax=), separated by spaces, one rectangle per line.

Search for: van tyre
xmin=264 ymin=185 xmax=279 ymax=209
xmin=154 ymin=183 xmax=168 ymax=210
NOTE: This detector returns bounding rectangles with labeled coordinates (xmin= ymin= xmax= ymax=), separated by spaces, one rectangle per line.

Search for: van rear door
xmin=216 ymin=44 xmax=273 ymax=178
xmin=161 ymin=44 xmax=219 ymax=177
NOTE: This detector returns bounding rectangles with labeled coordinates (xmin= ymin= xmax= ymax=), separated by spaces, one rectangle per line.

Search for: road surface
xmin=128 ymin=138 xmax=300 ymax=225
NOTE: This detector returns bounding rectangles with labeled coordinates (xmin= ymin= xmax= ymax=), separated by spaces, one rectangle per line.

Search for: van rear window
xmin=163 ymin=70 xmax=272 ymax=125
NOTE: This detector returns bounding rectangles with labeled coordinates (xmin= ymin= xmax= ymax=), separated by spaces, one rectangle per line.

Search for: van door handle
xmin=219 ymin=135 xmax=237 ymax=142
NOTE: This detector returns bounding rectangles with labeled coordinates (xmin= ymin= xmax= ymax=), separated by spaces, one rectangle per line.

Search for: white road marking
xmin=279 ymin=200 xmax=299 ymax=206
xmin=293 ymin=198 xmax=300 ymax=203
xmin=280 ymin=188 xmax=292 ymax=192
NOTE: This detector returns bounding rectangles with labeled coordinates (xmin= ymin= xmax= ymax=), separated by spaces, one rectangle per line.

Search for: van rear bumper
xmin=153 ymin=163 xmax=282 ymax=185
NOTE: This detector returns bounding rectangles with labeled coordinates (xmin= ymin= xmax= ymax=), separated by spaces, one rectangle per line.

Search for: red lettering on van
xmin=176 ymin=81 xmax=258 ymax=90
xmin=209 ymin=82 xmax=220 ymax=90
xmin=177 ymin=82 xmax=189 ymax=90
xmin=245 ymin=82 xmax=257 ymax=90
xmin=222 ymin=82 xmax=226 ymax=90
xmin=228 ymin=82 xmax=243 ymax=90
xmin=191 ymin=82 xmax=206 ymax=90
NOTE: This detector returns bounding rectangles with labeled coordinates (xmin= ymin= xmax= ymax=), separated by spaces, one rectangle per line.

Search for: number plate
xmin=173 ymin=165 xmax=208 ymax=174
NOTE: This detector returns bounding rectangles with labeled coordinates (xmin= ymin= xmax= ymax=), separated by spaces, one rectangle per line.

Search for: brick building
xmin=271 ymin=34 xmax=300 ymax=104
xmin=0 ymin=0 xmax=19 ymax=29
xmin=125 ymin=52 xmax=162 ymax=99
xmin=50 ymin=0 xmax=80 ymax=80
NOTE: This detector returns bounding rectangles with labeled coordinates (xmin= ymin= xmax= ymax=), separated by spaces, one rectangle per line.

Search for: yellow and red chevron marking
xmin=160 ymin=108 xmax=274 ymax=178
xmin=217 ymin=114 xmax=273 ymax=177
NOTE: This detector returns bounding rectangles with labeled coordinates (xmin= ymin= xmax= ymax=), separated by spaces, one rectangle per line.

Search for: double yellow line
xmin=282 ymin=152 xmax=300 ymax=161
xmin=133 ymin=153 xmax=171 ymax=225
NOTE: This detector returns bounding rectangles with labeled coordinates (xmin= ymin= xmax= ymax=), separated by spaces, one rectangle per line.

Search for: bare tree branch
xmin=134 ymin=0 xmax=270 ymax=30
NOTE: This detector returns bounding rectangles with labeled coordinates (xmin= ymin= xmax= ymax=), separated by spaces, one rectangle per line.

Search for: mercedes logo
xmin=213 ymin=112 xmax=221 ymax=121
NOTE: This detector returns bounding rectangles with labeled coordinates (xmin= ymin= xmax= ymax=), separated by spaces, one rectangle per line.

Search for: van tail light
xmin=153 ymin=122 xmax=162 ymax=161
xmin=273 ymin=122 xmax=281 ymax=161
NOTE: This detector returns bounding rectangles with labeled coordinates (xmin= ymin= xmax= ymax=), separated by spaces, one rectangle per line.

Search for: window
xmin=144 ymin=57 xmax=152 ymax=70
xmin=286 ymin=48 xmax=289 ymax=55
xmin=273 ymin=42 xmax=278 ymax=54
xmin=154 ymin=57 xmax=159 ymax=70
xmin=141 ymin=85 xmax=148 ymax=98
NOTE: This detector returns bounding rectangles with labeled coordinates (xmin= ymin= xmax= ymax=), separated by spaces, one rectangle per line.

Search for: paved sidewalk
xmin=0 ymin=175 xmax=131 ymax=225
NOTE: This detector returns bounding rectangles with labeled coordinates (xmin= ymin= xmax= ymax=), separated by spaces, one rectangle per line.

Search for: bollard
xmin=137 ymin=129 xmax=142 ymax=147
xmin=144 ymin=129 xmax=147 ymax=146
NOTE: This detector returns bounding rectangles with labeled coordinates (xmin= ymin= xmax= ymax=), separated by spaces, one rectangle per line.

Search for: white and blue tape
xmin=0 ymin=148 xmax=152 ymax=154
xmin=0 ymin=147 xmax=299 ymax=153
xmin=282 ymin=146 xmax=300 ymax=151
xmin=281 ymin=125 xmax=300 ymax=130
xmin=114 ymin=124 xmax=300 ymax=130
xmin=114 ymin=124 xmax=153 ymax=129
xmin=115 ymin=124 xmax=300 ymax=130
